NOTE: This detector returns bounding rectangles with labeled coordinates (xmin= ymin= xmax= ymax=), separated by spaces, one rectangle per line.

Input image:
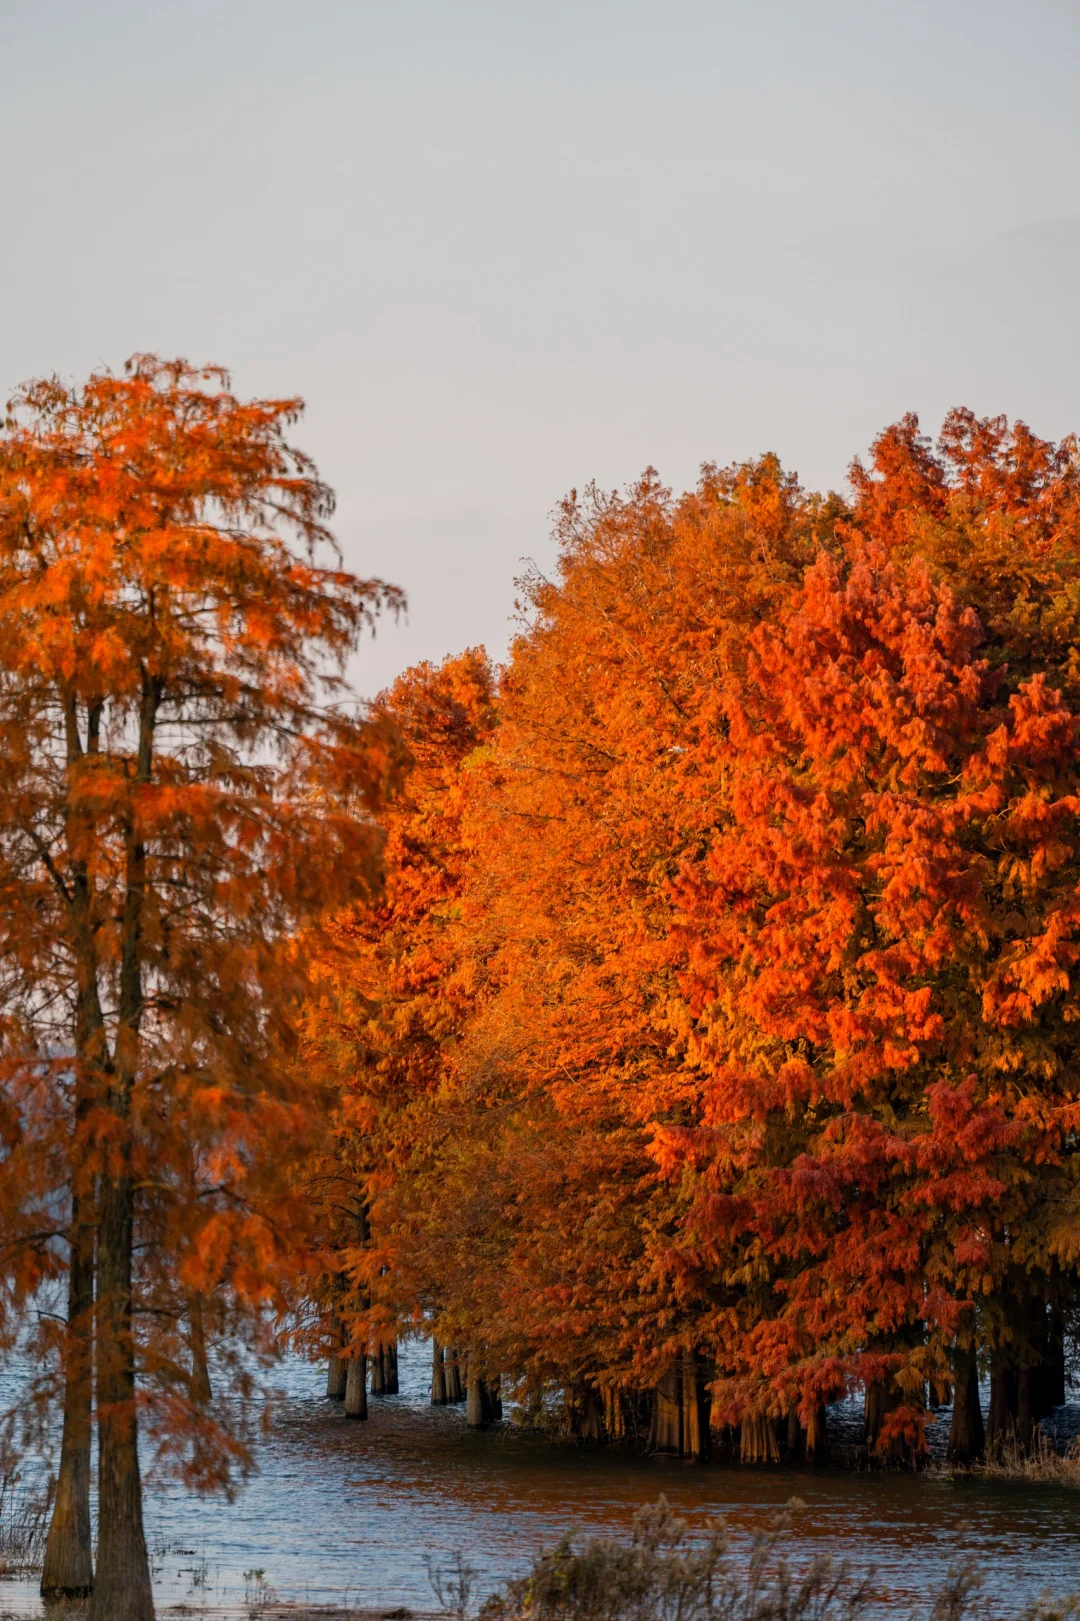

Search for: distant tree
xmin=0 ymin=356 xmax=398 ymax=1621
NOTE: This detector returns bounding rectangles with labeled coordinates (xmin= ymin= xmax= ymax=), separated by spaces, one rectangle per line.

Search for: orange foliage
xmin=313 ymin=415 xmax=1080 ymax=1466
xmin=0 ymin=356 xmax=397 ymax=1616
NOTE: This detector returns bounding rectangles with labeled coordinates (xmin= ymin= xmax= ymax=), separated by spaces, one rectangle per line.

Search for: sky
xmin=2 ymin=0 xmax=1079 ymax=695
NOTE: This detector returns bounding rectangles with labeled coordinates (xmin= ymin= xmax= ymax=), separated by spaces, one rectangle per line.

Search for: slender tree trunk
xmin=650 ymin=1368 xmax=681 ymax=1452
xmin=370 ymin=1346 xmax=385 ymax=1396
xmin=344 ymin=1354 xmax=368 ymax=1420
xmin=946 ymin=1342 xmax=984 ymax=1464
xmin=41 ymin=1193 xmax=94 ymax=1599
xmin=90 ymin=1169 xmax=153 ymax=1621
xmin=46 ymin=697 xmax=108 ymax=1599
xmin=189 ymin=1294 xmax=212 ymax=1405
xmin=681 ymin=1353 xmax=705 ymax=1460
xmin=383 ymin=1340 xmax=399 ymax=1395
xmin=90 ymin=674 xmax=157 ymax=1621
xmin=785 ymin=1405 xmax=804 ymax=1462
xmin=603 ymin=1384 xmax=626 ymax=1442
xmin=327 ymin=1319 xmax=347 ymax=1398
xmin=805 ymin=1403 xmax=829 ymax=1464
xmin=568 ymin=1388 xmax=604 ymax=1441
xmin=431 ymin=1339 xmax=448 ymax=1405
xmin=986 ymin=1348 xmax=1018 ymax=1454
xmin=444 ymin=1344 xmax=463 ymax=1402
xmin=1016 ymin=1365 xmax=1033 ymax=1451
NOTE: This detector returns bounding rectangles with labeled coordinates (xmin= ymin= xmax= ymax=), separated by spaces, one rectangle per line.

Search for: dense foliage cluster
xmin=312 ymin=411 xmax=1080 ymax=1471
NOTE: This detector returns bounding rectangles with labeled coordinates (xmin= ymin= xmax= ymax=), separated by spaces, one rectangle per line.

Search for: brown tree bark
xmin=681 ymin=1353 xmax=706 ymax=1460
xmin=805 ymin=1403 xmax=829 ymax=1464
xmin=986 ymin=1346 xmax=1018 ymax=1453
xmin=946 ymin=1342 xmax=984 ymax=1464
xmin=466 ymin=1373 xmax=501 ymax=1427
xmin=650 ymin=1368 xmax=682 ymax=1452
xmin=90 ymin=676 xmax=156 ymax=1621
xmin=327 ymin=1320 xmax=347 ymax=1399
xmin=40 ymin=1196 xmax=94 ymax=1599
xmin=431 ymin=1338 xmax=448 ymax=1404
xmin=739 ymin=1411 xmax=780 ymax=1463
xmin=444 ymin=1344 xmax=464 ymax=1402
xmin=863 ymin=1378 xmax=916 ymax=1466
xmin=370 ymin=1346 xmax=385 ymax=1396
xmin=344 ymin=1353 xmax=368 ymax=1420
xmin=44 ymin=697 xmax=106 ymax=1599
xmin=383 ymin=1340 xmax=399 ymax=1395
xmin=189 ymin=1294 xmax=212 ymax=1406
xmin=90 ymin=1167 xmax=153 ymax=1621
xmin=603 ymin=1384 xmax=626 ymax=1442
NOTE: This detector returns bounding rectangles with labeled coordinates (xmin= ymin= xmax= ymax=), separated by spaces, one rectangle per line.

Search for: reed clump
xmin=970 ymin=1430 xmax=1080 ymax=1486
xmin=473 ymin=1498 xmax=1079 ymax=1621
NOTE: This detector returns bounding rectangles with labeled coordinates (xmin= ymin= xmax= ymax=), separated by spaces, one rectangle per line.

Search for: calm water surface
xmin=2 ymin=1339 xmax=1078 ymax=1616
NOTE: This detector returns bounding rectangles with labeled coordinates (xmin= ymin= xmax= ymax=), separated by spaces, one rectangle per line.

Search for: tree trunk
xmin=805 ymin=1403 xmax=829 ymax=1464
xmin=681 ymin=1353 xmax=705 ymax=1460
xmin=1016 ymin=1364 xmax=1033 ymax=1451
xmin=189 ymin=1293 xmax=212 ymax=1406
xmin=384 ymin=1340 xmax=399 ymax=1394
xmin=785 ymin=1405 xmax=803 ymax=1462
xmin=739 ymin=1411 xmax=780 ymax=1463
xmin=946 ymin=1342 xmax=984 ymax=1464
xmin=444 ymin=1344 xmax=463 ymax=1402
xmin=90 ymin=1171 xmax=153 ymax=1621
xmin=863 ymin=1379 xmax=913 ymax=1465
xmin=431 ymin=1339 xmax=448 ymax=1405
xmin=466 ymin=1374 xmax=500 ymax=1427
xmin=370 ymin=1346 xmax=385 ymax=1396
xmin=650 ymin=1368 xmax=681 ymax=1452
xmin=90 ymin=674 xmax=156 ymax=1621
xmin=740 ymin=1413 xmax=778 ymax=1463
xmin=986 ymin=1349 xmax=1018 ymax=1453
xmin=344 ymin=1354 xmax=368 ymax=1420
xmin=603 ymin=1385 xmax=626 ymax=1442
xmin=41 ymin=1194 xmax=94 ymax=1599
xmin=569 ymin=1387 xmax=604 ymax=1442
xmin=327 ymin=1320 xmax=347 ymax=1398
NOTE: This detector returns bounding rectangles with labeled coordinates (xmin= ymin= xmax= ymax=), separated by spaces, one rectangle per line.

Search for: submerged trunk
xmin=466 ymin=1373 xmax=501 ymax=1428
xmin=568 ymin=1387 xmax=604 ymax=1442
xmin=603 ymin=1385 xmax=626 ymax=1442
xmin=345 ymin=1353 xmax=368 ymax=1420
xmin=946 ymin=1342 xmax=984 ymax=1464
xmin=90 ymin=1169 xmax=153 ymax=1621
xmin=806 ymin=1404 xmax=829 ymax=1464
xmin=444 ymin=1345 xmax=463 ymax=1403
xmin=986 ymin=1348 xmax=1018 ymax=1453
xmin=41 ymin=1194 xmax=94 ymax=1599
xmin=1016 ymin=1365 xmax=1033 ymax=1452
xmin=327 ymin=1320 xmax=347 ymax=1398
xmin=431 ymin=1339 xmax=448 ymax=1405
xmin=739 ymin=1411 xmax=780 ymax=1463
xmin=189 ymin=1293 xmax=212 ymax=1406
xmin=681 ymin=1353 xmax=705 ymax=1460
xmin=370 ymin=1346 xmax=385 ymax=1396
xmin=380 ymin=1341 xmax=399 ymax=1396
xmin=650 ymin=1368 xmax=681 ymax=1453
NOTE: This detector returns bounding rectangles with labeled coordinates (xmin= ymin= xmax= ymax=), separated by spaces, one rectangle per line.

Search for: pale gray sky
xmin=3 ymin=0 xmax=1079 ymax=694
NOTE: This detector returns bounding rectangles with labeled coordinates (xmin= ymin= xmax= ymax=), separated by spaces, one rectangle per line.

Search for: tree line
xmin=310 ymin=409 xmax=1080 ymax=1476
xmin=0 ymin=358 xmax=1076 ymax=1621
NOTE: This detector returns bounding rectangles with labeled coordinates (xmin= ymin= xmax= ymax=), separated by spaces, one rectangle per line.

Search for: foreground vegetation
xmin=471 ymin=1500 xmax=1080 ymax=1621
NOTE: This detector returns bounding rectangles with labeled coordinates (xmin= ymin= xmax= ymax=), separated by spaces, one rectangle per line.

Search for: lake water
xmin=1 ymin=1338 xmax=1078 ymax=1617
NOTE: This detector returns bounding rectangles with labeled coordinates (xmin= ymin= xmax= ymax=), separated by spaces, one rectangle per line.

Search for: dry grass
xmin=971 ymin=1430 xmax=1080 ymax=1486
